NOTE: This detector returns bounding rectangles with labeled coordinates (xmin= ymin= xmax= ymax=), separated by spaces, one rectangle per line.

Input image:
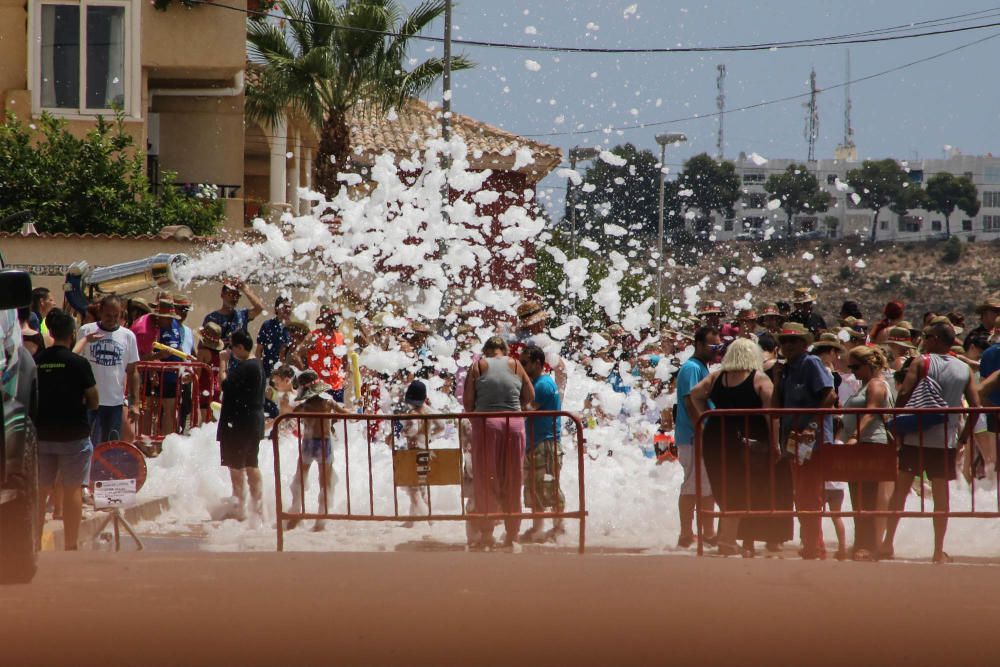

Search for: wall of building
xmin=711 ymin=154 xmax=1000 ymax=244
xmin=141 ymin=1 xmax=246 ymax=74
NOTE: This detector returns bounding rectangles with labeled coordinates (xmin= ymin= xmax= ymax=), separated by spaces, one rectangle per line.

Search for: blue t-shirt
xmin=257 ymin=317 xmax=291 ymax=376
xmin=204 ymin=308 xmax=250 ymax=371
xmin=527 ymin=374 xmax=561 ymax=449
xmin=675 ymin=357 xmax=710 ymax=445
xmin=779 ymin=354 xmax=835 ymax=444
xmin=981 ymin=344 xmax=1000 ymax=407
xmin=157 ymin=321 xmax=183 ymax=388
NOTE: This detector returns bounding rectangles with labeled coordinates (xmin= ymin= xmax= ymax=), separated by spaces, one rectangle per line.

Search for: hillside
xmin=662 ymin=237 xmax=1000 ymax=324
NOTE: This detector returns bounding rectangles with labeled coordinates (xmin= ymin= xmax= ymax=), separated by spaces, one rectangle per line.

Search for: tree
xmin=924 ymin=172 xmax=980 ymax=239
xmin=845 ymin=159 xmax=918 ymax=243
xmin=764 ymin=163 xmax=833 ymax=238
xmin=677 ymin=153 xmax=741 ymax=238
xmin=567 ymin=143 xmax=661 ymax=254
xmin=246 ymin=0 xmax=474 ymax=195
xmin=0 ymin=112 xmax=223 ymax=236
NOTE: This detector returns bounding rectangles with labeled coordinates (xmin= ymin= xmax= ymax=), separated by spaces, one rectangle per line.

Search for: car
xmin=0 ymin=220 xmax=39 ymax=583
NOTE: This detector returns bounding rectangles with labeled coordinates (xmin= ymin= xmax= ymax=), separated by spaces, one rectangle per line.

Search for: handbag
xmin=885 ymin=355 xmax=948 ymax=435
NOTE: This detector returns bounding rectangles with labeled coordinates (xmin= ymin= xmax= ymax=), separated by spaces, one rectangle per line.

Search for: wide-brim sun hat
xmin=516 ymin=300 xmax=549 ymax=328
xmin=198 ymin=322 xmax=224 ymax=351
xmin=791 ymin=287 xmax=817 ymax=304
xmin=776 ymin=322 xmax=815 ymax=345
xmin=295 ymin=371 xmax=333 ymax=402
xmin=975 ymin=297 xmax=1000 ymax=315
xmin=696 ymin=302 xmax=725 ymax=317
xmin=811 ymin=332 xmax=844 ymax=352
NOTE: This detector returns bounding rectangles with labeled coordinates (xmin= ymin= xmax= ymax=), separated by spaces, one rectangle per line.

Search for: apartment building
xmin=0 ymin=0 xmax=247 ymax=230
xmin=712 ymin=153 xmax=1000 ymax=243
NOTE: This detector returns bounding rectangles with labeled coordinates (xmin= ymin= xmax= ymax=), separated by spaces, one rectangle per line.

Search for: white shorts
xmin=677 ymin=444 xmax=712 ymax=497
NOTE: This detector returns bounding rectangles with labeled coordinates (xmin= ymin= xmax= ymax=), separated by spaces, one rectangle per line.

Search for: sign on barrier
xmin=392 ymin=449 xmax=462 ymax=487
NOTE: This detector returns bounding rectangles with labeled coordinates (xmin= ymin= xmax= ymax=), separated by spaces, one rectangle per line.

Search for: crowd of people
xmin=22 ymin=276 xmax=1000 ymax=559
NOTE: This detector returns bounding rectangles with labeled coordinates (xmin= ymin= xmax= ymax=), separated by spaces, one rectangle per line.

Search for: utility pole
xmin=654 ymin=133 xmax=687 ymax=324
xmin=716 ymin=64 xmax=726 ymax=160
xmin=441 ymin=0 xmax=452 ymax=144
xmin=804 ymin=67 xmax=819 ymax=162
xmin=843 ymin=51 xmax=852 ymax=149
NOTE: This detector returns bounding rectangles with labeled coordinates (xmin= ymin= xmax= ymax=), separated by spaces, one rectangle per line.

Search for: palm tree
xmin=247 ymin=0 xmax=473 ymax=195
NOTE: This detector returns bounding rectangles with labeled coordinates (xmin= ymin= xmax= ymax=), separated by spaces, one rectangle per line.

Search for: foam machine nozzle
xmin=64 ymin=254 xmax=189 ymax=316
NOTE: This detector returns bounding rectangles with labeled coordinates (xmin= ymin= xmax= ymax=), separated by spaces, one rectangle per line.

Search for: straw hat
xmin=294 ymin=370 xmax=332 ymax=402
xmin=198 ymin=322 xmax=224 ymax=351
xmin=128 ymin=297 xmax=153 ymax=314
xmin=756 ymin=304 xmax=784 ymax=324
xmin=516 ymin=300 xmax=549 ymax=328
xmin=286 ymin=320 xmax=310 ymax=336
xmin=409 ymin=320 xmax=432 ymax=335
xmin=152 ymin=299 xmax=180 ymax=320
xmin=928 ymin=315 xmax=962 ymax=336
xmin=736 ymin=307 xmax=758 ymax=321
xmin=791 ymin=287 xmax=817 ymax=304
xmin=776 ymin=322 xmax=815 ymax=344
xmin=885 ymin=326 xmax=916 ymax=350
xmin=696 ymin=301 xmax=725 ymax=317
xmin=975 ymin=297 xmax=1000 ymax=315
xmin=811 ymin=332 xmax=844 ymax=352
xmin=840 ymin=325 xmax=866 ymax=342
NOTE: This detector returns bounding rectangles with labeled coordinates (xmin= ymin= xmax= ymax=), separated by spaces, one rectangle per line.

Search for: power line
xmin=195 ymin=0 xmax=1000 ymax=55
xmin=523 ymin=31 xmax=1000 ymax=138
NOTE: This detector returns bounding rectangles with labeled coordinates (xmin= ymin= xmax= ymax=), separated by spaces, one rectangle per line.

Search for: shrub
xmin=941 ymin=236 xmax=962 ymax=264
xmin=0 ymin=112 xmax=223 ymax=236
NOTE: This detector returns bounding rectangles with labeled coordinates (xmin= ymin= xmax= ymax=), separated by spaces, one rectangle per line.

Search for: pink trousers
xmin=470 ymin=416 xmax=526 ymax=540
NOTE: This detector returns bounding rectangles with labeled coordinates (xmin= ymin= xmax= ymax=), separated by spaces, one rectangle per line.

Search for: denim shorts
xmin=38 ymin=438 xmax=94 ymax=488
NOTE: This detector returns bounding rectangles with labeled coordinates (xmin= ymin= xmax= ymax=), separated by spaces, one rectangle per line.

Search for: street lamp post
xmin=568 ymin=146 xmax=599 ymax=261
xmin=654 ymin=132 xmax=687 ymax=324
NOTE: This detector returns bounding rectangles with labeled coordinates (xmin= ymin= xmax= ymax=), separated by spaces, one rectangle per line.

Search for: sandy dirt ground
xmin=2 ymin=551 xmax=999 ymax=667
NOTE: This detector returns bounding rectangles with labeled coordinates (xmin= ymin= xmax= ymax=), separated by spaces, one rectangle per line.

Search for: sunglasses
xmin=708 ymin=343 xmax=724 ymax=352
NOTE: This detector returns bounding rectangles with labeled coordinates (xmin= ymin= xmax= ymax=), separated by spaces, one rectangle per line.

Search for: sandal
xmin=852 ymin=548 xmax=876 ymax=562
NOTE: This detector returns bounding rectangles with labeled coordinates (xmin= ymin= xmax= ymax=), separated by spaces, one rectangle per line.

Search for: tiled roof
xmin=0 ymin=231 xmax=217 ymax=242
xmin=348 ymin=98 xmax=562 ymax=179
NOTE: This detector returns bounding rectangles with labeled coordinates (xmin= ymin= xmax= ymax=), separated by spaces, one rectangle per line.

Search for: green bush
xmin=941 ymin=236 xmax=962 ymax=264
xmin=0 ymin=112 xmax=223 ymax=236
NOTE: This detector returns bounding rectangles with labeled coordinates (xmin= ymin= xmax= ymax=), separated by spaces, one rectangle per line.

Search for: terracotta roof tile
xmin=348 ymin=98 xmax=562 ymax=179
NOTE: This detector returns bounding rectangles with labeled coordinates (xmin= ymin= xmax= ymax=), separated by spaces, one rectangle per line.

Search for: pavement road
xmin=2 ymin=551 xmax=998 ymax=667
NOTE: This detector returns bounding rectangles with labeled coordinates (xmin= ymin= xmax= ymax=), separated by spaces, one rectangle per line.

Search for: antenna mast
xmin=716 ymin=64 xmax=726 ymax=160
xmin=804 ymin=67 xmax=819 ymax=162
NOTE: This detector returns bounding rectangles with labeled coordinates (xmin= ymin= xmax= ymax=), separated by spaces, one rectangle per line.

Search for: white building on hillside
xmin=710 ymin=153 xmax=1000 ymax=243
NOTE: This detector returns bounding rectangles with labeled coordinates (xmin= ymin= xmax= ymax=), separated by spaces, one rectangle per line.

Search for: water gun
xmin=350 ymin=350 xmax=362 ymax=398
xmin=153 ymin=341 xmax=196 ymax=361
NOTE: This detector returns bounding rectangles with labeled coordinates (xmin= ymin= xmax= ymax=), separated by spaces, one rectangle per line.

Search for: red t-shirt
xmin=307 ymin=329 xmax=345 ymax=390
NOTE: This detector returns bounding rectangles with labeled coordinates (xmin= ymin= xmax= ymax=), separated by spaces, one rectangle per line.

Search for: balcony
xmin=141 ymin=1 xmax=247 ymax=76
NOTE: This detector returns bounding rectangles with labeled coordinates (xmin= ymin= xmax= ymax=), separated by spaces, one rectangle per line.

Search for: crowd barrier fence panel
xmin=693 ymin=406 xmax=1000 ymax=556
xmin=270 ymin=410 xmax=588 ymax=553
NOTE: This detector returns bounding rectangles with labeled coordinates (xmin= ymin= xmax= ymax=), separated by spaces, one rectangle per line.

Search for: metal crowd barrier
xmin=135 ymin=361 xmax=211 ymax=442
xmin=693 ymin=406 xmax=1000 ymax=556
xmin=271 ymin=410 xmax=588 ymax=553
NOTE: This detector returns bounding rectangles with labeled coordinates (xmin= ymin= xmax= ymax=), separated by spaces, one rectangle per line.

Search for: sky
xmin=399 ymin=0 xmax=1000 ymax=215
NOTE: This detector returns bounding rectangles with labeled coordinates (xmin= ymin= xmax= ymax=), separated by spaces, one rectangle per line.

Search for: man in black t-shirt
xmin=35 ymin=311 xmax=99 ymax=550
xmin=217 ymin=330 xmax=267 ymax=522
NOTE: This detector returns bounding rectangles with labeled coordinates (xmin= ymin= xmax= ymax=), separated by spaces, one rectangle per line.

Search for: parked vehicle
xmin=0 ymin=214 xmax=39 ymax=584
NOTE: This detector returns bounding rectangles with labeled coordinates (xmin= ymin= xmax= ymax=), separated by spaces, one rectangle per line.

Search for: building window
xmin=907 ymin=169 xmax=924 ymax=183
xmin=723 ymin=219 xmax=734 ymax=232
xmin=898 ymin=216 xmax=921 ymax=233
xmin=984 ymin=215 xmax=1000 ymax=232
xmin=742 ymin=172 xmax=765 ymax=184
xmin=826 ymin=174 xmax=837 ymax=185
xmin=931 ymin=220 xmax=941 ymax=231
xmin=880 ymin=220 xmax=888 ymax=230
xmin=985 ymin=167 xmax=1000 ymax=183
xmin=742 ymin=192 xmax=769 ymax=209
xmin=983 ymin=191 xmax=1000 ymax=208
xmin=962 ymin=219 xmax=973 ymax=232
xmin=33 ymin=1 xmax=134 ymax=115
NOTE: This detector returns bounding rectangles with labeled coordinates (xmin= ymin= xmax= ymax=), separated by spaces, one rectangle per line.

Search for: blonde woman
xmin=689 ymin=338 xmax=785 ymax=557
xmin=842 ymin=345 xmax=895 ymax=561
